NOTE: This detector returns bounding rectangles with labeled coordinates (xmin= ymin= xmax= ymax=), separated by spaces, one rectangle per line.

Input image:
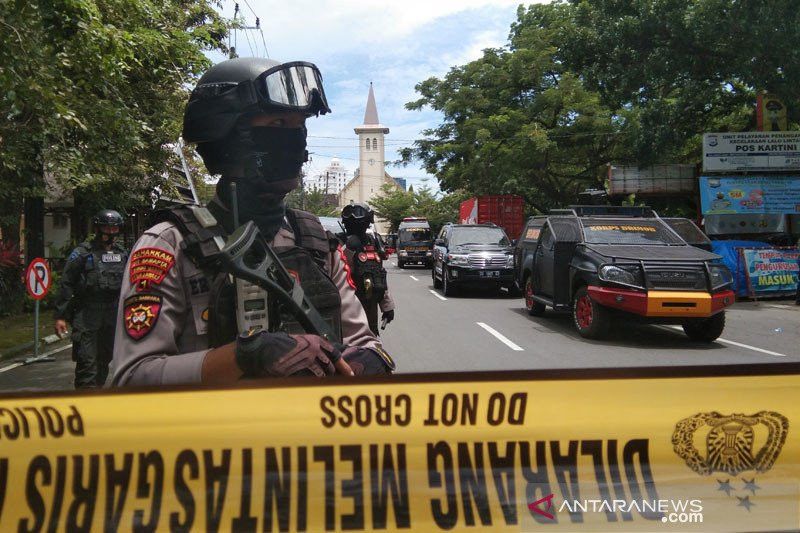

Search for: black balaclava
xmin=343 ymin=218 xmax=370 ymax=238
xmin=201 ymin=121 xmax=308 ymax=240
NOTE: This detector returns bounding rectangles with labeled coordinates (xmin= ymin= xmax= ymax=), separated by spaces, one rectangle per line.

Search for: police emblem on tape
xmin=129 ymin=247 xmax=175 ymax=292
xmin=672 ymin=411 xmax=788 ymax=510
xmin=123 ymin=294 xmax=162 ymax=340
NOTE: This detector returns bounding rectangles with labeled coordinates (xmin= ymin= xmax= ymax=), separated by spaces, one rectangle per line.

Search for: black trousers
xmin=70 ymin=302 xmax=117 ymax=388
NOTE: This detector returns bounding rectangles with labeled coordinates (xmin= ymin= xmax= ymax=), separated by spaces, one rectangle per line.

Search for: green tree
xmin=285 ymin=185 xmax=339 ymax=217
xmin=369 ymin=183 xmax=415 ymax=233
xmin=0 ymin=0 xmax=228 ymax=235
xmin=402 ymin=1 xmax=800 ymax=210
xmin=540 ymin=0 xmax=800 ymax=164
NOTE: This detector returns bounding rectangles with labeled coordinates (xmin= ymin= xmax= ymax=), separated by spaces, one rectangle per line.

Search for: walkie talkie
xmin=230 ymin=182 xmax=270 ymax=334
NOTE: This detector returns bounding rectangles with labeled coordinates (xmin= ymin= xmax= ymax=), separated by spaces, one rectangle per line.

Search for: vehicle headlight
xmin=710 ymin=264 xmax=733 ymax=289
xmin=599 ymin=265 xmax=643 ymax=288
xmin=447 ymin=253 xmax=469 ymax=266
xmin=426 ymin=251 xmax=432 ymax=256
xmin=399 ymin=250 xmax=408 ymax=256
xmin=505 ymin=255 xmax=514 ymax=268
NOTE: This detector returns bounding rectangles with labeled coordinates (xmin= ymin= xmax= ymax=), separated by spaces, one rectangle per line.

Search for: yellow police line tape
xmin=0 ymin=365 xmax=798 ymax=532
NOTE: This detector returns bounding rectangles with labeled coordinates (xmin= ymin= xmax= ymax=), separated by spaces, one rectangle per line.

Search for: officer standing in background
xmin=111 ymin=57 xmax=394 ymax=386
xmin=54 ymin=210 xmax=128 ymax=388
xmin=338 ymin=203 xmax=395 ymax=335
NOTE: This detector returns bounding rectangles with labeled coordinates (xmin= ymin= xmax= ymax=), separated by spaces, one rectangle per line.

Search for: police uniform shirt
xmin=111 ymin=220 xmax=383 ymax=386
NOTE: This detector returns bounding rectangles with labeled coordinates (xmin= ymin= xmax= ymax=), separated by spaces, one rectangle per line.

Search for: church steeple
xmin=363 ymin=82 xmax=380 ymax=125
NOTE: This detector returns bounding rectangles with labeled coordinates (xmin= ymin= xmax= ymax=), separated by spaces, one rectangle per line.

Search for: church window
xmin=366 ymin=138 xmax=371 ymax=150
xmin=373 ymin=137 xmax=378 ymax=150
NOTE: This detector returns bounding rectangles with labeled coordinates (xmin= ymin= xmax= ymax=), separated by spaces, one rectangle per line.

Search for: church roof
xmin=355 ymin=82 xmax=389 ymax=133
xmin=364 ymin=82 xmax=380 ymax=125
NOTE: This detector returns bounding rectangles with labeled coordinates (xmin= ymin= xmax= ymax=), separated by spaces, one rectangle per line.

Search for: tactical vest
xmin=79 ymin=242 xmax=127 ymax=301
xmin=343 ymin=235 xmax=388 ymax=301
xmin=159 ymin=205 xmax=343 ymax=348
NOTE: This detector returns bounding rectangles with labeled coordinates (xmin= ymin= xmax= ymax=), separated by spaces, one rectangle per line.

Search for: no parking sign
xmin=25 ymin=257 xmax=51 ymax=300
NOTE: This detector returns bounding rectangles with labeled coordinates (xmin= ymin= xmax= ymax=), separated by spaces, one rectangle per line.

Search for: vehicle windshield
xmin=662 ymin=218 xmax=711 ymax=245
xmin=582 ymin=219 xmax=685 ymax=245
xmin=450 ymin=227 xmax=510 ymax=246
xmin=399 ymin=228 xmax=432 ymax=243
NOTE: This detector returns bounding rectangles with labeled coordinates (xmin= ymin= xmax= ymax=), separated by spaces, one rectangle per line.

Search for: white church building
xmin=338 ymin=83 xmax=400 ymax=233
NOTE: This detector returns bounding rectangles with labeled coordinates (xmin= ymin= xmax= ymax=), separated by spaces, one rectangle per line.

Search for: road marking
xmin=410 ymin=275 xmax=419 ymax=281
xmin=0 ymin=343 xmax=73 ymax=374
xmin=477 ymin=322 xmax=524 ymax=351
xmin=659 ymin=326 xmax=787 ymax=357
xmin=429 ymin=290 xmax=447 ymax=301
xmin=767 ymin=304 xmax=794 ymax=310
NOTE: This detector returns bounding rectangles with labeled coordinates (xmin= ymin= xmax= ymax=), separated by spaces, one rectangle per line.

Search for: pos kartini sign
xmin=0 ymin=367 xmax=797 ymax=532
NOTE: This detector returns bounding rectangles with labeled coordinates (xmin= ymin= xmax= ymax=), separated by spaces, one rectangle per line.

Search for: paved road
xmin=0 ymin=262 xmax=797 ymax=392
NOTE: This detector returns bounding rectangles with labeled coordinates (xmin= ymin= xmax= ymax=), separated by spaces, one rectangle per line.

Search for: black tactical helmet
xmin=342 ymin=203 xmax=375 ymax=224
xmin=92 ymin=209 xmax=124 ymax=227
xmin=183 ymin=57 xmax=331 ymax=144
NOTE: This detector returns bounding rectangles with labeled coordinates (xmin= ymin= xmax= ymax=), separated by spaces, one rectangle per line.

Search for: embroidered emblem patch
xmin=129 ymin=247 xmax=175 ymax=292
xmin=123 ymin=294 xmax=163 ymax=340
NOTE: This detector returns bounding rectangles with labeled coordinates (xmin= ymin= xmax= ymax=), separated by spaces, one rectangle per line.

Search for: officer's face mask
xmin=246 ymin=126 xmax=307 ymax=186
xmin=97 ymin=225 xmax=119 ymax=244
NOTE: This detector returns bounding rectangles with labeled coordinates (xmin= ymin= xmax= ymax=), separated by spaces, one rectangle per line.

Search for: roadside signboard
xmin=742 ymin=248 xmax=800 ymax=296
xmin=699 ymin=175 xmax=800 ymax=215
xmin=24 ymin=257 xmax=51 ymax=301
xmin=703 ymin=131 xmax=800 ymax=172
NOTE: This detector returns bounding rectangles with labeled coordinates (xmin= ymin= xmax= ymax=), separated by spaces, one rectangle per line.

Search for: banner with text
xmin=703 ymin=131 xmax=800 ymax=172
xmin=0 ymin=369 xmax=798 ymax=531
xmin=699 ymin=175 xmax=800 ymax=215
xmin=742 ymin=248 xmax=800 ymax=295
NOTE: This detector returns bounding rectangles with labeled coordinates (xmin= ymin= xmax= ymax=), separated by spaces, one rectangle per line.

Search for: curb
xmin=0 ymin=343 xmax=73 ymax=374
xmin=0 ymin=333 xmax=67 ymax=362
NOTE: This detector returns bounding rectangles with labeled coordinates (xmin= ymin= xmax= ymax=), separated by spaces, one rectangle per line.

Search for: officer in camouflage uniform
xmin=111 ymin=57 xmax=394 ymax=386
xmin=338 ymin=203 xmax=395 ymax=335
xmin=55 ymin=209 xmax=128 ymax=388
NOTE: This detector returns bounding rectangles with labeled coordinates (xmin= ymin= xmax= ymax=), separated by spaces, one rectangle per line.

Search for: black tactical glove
xmin=381 ymin=309 xmax=395 ymax=328
xmin=236 ymin=331 xmax=341 ymax=378
xmin=342 ymin=346 xmax=395 ymax=375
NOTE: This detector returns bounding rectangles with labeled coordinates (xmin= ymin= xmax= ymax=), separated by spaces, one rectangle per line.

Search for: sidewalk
xmin=0 ymin=309 xmax=70 ymax=361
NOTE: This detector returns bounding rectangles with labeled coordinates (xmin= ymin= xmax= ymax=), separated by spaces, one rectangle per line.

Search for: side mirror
xmin=511 ymin=239 xmax=518 ymax=246
xmin=435 ymin=239 xmax=444 ymax=246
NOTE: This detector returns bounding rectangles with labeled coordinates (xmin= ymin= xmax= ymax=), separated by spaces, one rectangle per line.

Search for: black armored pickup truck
xmin=513 ymin=206 xmax=735 ymax=341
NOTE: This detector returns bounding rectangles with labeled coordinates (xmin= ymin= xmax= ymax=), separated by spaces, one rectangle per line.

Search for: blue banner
xmin=743 ymin=248 xmax=799 ymax=294
xmin=699 ymin=176 xmax=800 ymax=215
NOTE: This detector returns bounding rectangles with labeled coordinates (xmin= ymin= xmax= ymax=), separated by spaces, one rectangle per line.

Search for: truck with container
xmin=459 ymin=195 xmax=525 ymax=243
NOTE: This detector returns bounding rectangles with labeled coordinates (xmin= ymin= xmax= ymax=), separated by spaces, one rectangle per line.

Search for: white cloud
xmin=210 ymin=0 xmax=549 ymax=191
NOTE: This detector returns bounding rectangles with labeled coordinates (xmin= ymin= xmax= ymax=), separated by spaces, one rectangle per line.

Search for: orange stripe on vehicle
xmin=645 ymin=291 xmax=712 ymax=317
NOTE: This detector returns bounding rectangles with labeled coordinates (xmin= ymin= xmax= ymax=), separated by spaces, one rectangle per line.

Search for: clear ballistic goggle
xmin=194 ymin=61 xmax=330 ymax=116
xmin=342 ymin=204 xmax=371 ymax=220
xmin=184 ymin=61 xmax=331 ymax=143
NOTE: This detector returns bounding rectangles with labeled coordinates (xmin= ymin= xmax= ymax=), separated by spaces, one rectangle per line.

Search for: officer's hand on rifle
xmin=235 ymin=330 xmax=354 ymax=378
xmin=55 ymin=319 xmax=68 ymax=338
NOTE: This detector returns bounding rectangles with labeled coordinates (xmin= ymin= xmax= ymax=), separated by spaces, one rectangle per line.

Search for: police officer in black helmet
xmin=111 ymin=57 xmax=394 ymax=386
xmin=55 ymin=209 xmax=128 ymax=388
xmin=339 ymin=203 xmax=395 ymax=335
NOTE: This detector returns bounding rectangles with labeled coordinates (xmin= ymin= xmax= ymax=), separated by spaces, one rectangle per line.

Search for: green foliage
xmin=285 ymin=185 xmax=339 ymax=217
xmin=402 ymin=1 xmax=800 ymax=209
xmin=370 ymin=183 xmax=468 ymax=234
xmin=0 ymin=0 xmax=229 ymax=227
xmin=0 ymin=240 xmax=24 ymax=316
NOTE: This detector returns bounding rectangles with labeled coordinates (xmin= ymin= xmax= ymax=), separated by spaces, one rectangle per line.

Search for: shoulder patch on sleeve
xmin=130 ymin=247 xmax=176 ymax=292
xmin=123 ymin=293 xmax=163 ymax=340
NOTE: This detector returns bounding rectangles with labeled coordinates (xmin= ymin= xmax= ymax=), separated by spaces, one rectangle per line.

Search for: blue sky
xmin=209 ymin=0 xmax=544 ymax=192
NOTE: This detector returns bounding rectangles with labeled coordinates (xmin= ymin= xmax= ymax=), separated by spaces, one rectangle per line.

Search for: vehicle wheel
xmin=572 ymin=286 xmax=609 ymax=339
xmin=442 ymin=268 xmax=457 ymax=296
xmin=524 ymin=275 xmax=546 ymax=316
xmin=683 ymin=312 xmax=725 ymax=343
xmin=398 ymin=260 xmax=405 ymax=269
xmin=432 ymin=265 xmax=442 ymax=288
